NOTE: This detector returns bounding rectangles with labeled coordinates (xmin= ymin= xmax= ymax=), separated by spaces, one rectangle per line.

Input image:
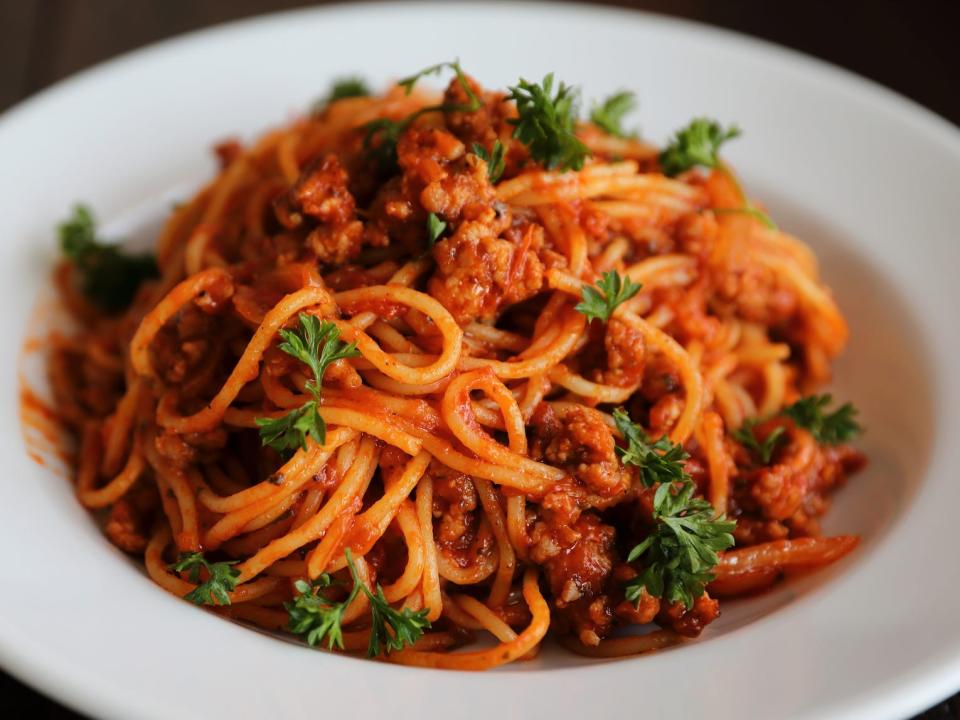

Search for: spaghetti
xmin=46 ymin=66 xmax=865 ymax=668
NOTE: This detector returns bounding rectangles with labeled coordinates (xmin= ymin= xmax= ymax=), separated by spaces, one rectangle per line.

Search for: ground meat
xmin=442 ymin=75 xmax=514 ymax=149
xmin=710 ymin=257 xmax=798 ymax=326
xmin=428 ymin=219 xmax=544 ymax=324
xmin=103 ymin=482 xmax=158 ymax=554
xmin=613 ymin=579 xmax=661 ymax=626
xmin=285 ymin=154 xmax=366 ymax=264
xmin=530 ymin=403 xmax=630 ymax=497
xmin=530 ymin=513 xmax=615 ymax=605
xmin=528 ymin=511 xmax=618 ymax=644
xmin=674 ymin=210 xmax=719 ymax=260
xmin=748 ymin=422 xmax=818 ymax=521
xmin=440 ymin=74 xmax=527 ymax=176
xmin=396 ymin=126 xmax=496 ymax=222
xmin=104 ymin=499 xmax=149 ymax=553
xmin=594 ymin=318 xmax=646 ymax=388
xmin=429 ymin=461 xmax=479 ymax=553
xmin=656 ymin=593 xmax=720 ymax=637
xmin=732 ymin=431 xmax=866 ymax=543
xmin=647 ymin=394 xmax=684 ymax=439
xmin=154 ymin=430 xmax=197 ymax=467
xmin=562 ymin=595 xmax=615 ymax=646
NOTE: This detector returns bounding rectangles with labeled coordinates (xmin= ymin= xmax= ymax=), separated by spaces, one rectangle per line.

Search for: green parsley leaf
xmin=575 ymin=270 xmax=642 ymax=322
xmin=614 ymin=407 xmax=736 ymax=609
xmin=364 ymin=60 xmax=481 ymax=173
xmin=256 ymin=315 xmax=359 ymax=452
xmin=783 ymin=394 xmax=861 ymax=445
xmin=278 ymin=314 xmax=359 ymax=399
xmin=287 ymin=550 xmax=430 ymax=656
xmin=425 ymin=213 xmax=447 ymax=251
xmin=170 ymin=552 xmax=240 ymax=606
xmin=507 ymin=73 xmax=591 ymax=171
xmin=420 ymin=212 xmax=448 ymax=258
xmin=398 ymin=60 xmax=471 ymax=100
xmin=612 ymin=408 xmax=690 ymax=488
xmin=659 ymin=118 xmax=740 ymax=177
xmin=255 ymin=401 xmax=325 ymax=454
xmin=471 ymin=140 xmax=506 ymax=183
xmin=285 ymin=574 xmax=355 ymax=650
xmin=345 ymin=549 xmax=430 ymax=657
xmin=313 ymin=77 xmax=370 ymax=113
xmin=590 ymin=90 xmax=637 ymax=138
xmin=327 ymin=77 xmax=370 ymax=102
xmin=59 ymin=205 xmax=159 ymax=313
xmin=625 ymin=481 xmax=736 ymax=610
xmin=732 ymin=418 xmax=786 ymax=464
xmin=713 ymin=206 xmax=778 ymax=230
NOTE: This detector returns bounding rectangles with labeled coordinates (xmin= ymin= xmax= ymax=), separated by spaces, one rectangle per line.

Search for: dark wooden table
xmin=1 ymin=1 xmax=957 ymax=718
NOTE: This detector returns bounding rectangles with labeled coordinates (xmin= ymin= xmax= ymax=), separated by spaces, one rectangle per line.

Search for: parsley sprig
xmin=732 ymin=418 xmax=786 ymax=465
xmin=590 ymin=90 xmax=637 ymax=138
xmin=625 ymin=481 xmax=736 ymax=609
xmin=59 ymin=205 xmax=159 ymax=313
xmin=660 ymin=119 xmax=779 ymax=229
xmin=575 ymin=270 xmax=642 ymax=323
xmin=784 ymin=394 xmax=861 ymax=445
xmin=363 ymin=60 xmax=482 ymax=171
xmin=328 ymin=77 xmax=370 ymax=102
xmin=614 ymin=408 xmax=735 ymax=609
xmin=659 ymin=118 xmax=740 ymax=177
xmin=472 ymin=140 xmax=506 ymax=183
xmin=613 ymin=408 xmax=690 ymax=488
xmin=733 ymin=394 xmax=861 ymax=464
xmin=286 ymin=573 xmax=350 ymax=650
xmin=255 ymin=314 xmax=360 ymax=454
xmin=286 ymin=549 xmax=430 ymax=656
xmin=314 ymin=77 xmax=370 ymax=112
xmin=507 ymin=73 xmax=591 ymax=171
xmin=171 ymin=552 xmax=240 ymax=606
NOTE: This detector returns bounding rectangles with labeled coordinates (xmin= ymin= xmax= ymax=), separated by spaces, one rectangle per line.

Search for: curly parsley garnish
xmin=575 ymin=270 xmax=642 ymax=323
xmin=363 ymin=60 xmax=481 ymax=172
xmin=58 ymin=205 xmax=158 ymax=313
xmin=613 ymin=408 xmax=690 ymax=488
xmin=784 ymin=394 xmax=861 ymax=445
xmin=314 ymin=77 xmax=370 ymax=111
xmin=507 ymin=73 xmax=591 ymax=171
xmin=328 ymin=77 xmax=370 ymax=102
xmin=625 ymin=481 xmax=736 ymax=609
xmin=286 ymin=573 xmax=350 ymax=650
xmin=659 ymin=118 xmax=740 ymax=177
xmin=732 ymin=418 xmax=786 ymax=464
xmin=255 ymin=314 xmax=360 ymax=454
xmin=472 ymin=139 xmax=506 ymax=183
xmin=286 ymin=549 xmax=430 ymax=656
xmin=614 ymin=408 xmax=735 ymax=609
xmin=170 ymin=552 xmax=240 ymax=606
xmin=590 ymin=90 xmax=637 ymax=138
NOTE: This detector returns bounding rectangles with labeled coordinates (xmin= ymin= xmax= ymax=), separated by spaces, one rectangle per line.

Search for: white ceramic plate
xmin=1 ymin=3 xmax=959 ymax=719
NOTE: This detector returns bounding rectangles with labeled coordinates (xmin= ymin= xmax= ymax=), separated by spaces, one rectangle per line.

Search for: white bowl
xmin=1 ymin=3 xmax=958 ymax=719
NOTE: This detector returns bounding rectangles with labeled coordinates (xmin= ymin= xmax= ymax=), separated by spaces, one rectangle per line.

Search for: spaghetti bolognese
xmin=46 ymin=62 xmax=864 ymax=668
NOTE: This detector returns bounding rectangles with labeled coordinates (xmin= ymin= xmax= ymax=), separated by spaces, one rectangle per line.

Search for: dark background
xmin=1 ymin=1 xmax=958 ymax=718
